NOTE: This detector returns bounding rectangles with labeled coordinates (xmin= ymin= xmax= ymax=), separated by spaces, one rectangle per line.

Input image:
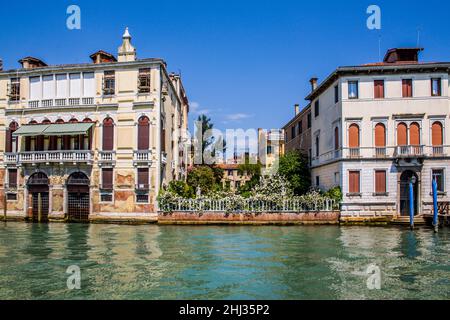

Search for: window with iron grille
xmin=100 ymin=193 xmax=113 ymax=203
xmin=138 ymin=68 xmax=151 ymax=94
xmin=8 ymin=78 xmax=20 ymax=102
xmin=7 ymin=193 xmax=17 ymax=201
xmin=136 ymin=194 xmax=149 ymax=203
xmin=103 ymin=71 xmax=115 ymax=95
xmin=8 ymin=169 xmax=17 ymax=189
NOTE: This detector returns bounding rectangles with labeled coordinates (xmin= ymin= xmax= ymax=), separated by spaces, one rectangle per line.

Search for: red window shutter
xmin=5 ymin=129 xmax=12 ymax=153
xmin=374 ymin=80 xmax=384 ymax=99
xmin=349 ymin=171 xmax=360 ymax=193
xmin=138 ymin=117 xmax=150 ymax=150
xmin=103 ymin=119 xmax=114 ymax=151
xmin=410 ymin=122 xmax=420 ymax=146
xmin=397 ymin=123 xmax=408 ymax=146
xmin=375 ymin=171 xmax=386 ymax=193
xmin=8 ymin=169 xmax=17 ymax=188
xmin=349 ymin=124 xmax=360 ymax=148
xmin=402 ymin=79 xmax=412 ymax=97
xmin=375 ymin=123 xmax=386 ymax=147
xmin=102 ymin=168 xmax=113 ymax=189
xmin=138 ymin=168 xmax=149 ymax=187
xmin=432 ymin=122 xmax=443 ymax=146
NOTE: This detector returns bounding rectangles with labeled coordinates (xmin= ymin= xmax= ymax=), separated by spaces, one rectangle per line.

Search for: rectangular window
xmin=375 ymin=170 xmax=387 ymax=194
xmin=137 ymin=168 xmax=149 ymax=190
xmin=316 ymin=176 xmax=320 ymax=187
xmin=334 ymin=172 xmax=340 ymax=184
xmin=9 ymin=78 xmax=20 ymax=102
xmin=138 ymin=68 xmax=151 ymax=94
xmin=315 ymin=135 xmax=320 ymax=157
xmin=42 ymin=75 xmax=55 ymax=99
xmin=291 ymin=126 xmax=296 ymax=140
xmin=402 ymin=79 xmax=413 ymax=98
xmin=8 ymin=169 xmax=17 ymax=189
xmin=101 ymin=168 xmax=113 ymax=190
xmin=334 ymin=85 xmax=339 ymax=103
xmin=298 ymin=120 xmax=303 ymax=135
xmin=374 ymin=80 xmax=385 ymax=99
xmin=307 ymin=113 xmax=312 ymax=128
xmin=56 ymin=74 xmax=68 ymax=98
xmin=83 ymin=72 xmax=96 ymax=97
xmin=69 ymin=73 xmax=82 ymax=98
xmin=314 ymin=100 xmax=320 ymax=117
xmin=349 ymin=171 xmax=360 ymax=194
xmin=348 ymin=81 xmax=359 ymax=99
xmin=29 ymin=76 xmax=42 ymax=101
xmin=103 ymin=71 xmax=116 ymax=95
xmin=432 ymin=169 xmax=444 ymax=192
xmin=431 ymin=78 xmax=442 ymax=97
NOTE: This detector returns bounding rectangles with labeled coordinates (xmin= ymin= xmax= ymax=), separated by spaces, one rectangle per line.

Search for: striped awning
xmin=13 ymin=123 xmax=94 ymax=137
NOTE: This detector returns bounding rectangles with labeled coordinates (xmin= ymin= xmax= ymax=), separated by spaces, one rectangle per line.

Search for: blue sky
xmin=1 ymin=0 xmax=449 ymax=133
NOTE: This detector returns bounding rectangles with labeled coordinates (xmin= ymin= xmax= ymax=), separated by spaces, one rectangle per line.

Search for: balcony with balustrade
xmin=133 ymin=150 xmax=153 ymax=166
xmin=4 ymin=151 xmax=94 ymax=166
xmin=27 ymin=97 xmax=95 ymax=110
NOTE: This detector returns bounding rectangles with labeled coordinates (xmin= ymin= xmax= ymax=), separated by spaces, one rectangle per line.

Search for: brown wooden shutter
xmin=349 ymin=171 xmax=360 ymax=193
xmin=432 ymin=122 xmax=443 ymax=146
xmin=102 ymin=168 xmax=113 ymax=189
xmin=138 ymin=117 xmax=150 ymax=150
xmin=138 ymin=168 xmax=149 ymax=187
xmin=402 ymin=79 xmax=412 ymax=97
xmin=410 ymin=122 xmax=420 ymax=146
xmin=349 ymin=124 xmax=360 ymax=148
xmin=103 ymin=118 xmax=114 ymax=151
xmin=374 ymin=80 xmax=384 ymax=99
xmin=375 ymin=170 xmax=386 ymax=193
xmin=375 ymin=123 xmax=386 ymax=147
xmin=397 ymin=123 xmax=408 ymax=146
xmin=5 ymin=129 xmax=12 ymax=153
xmin=8 ymin=169 xmax=17 ymax=188
xmin=334 ymin=127 xmax=339 ymax=150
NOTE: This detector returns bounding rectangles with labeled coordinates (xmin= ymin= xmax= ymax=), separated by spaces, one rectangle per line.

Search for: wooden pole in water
xmin=38 ymin=193 xmax=42 ymax=223
xmin=432 ymin=179 xmax=439 ymax=233
xmin=3 ymin=188 xmax=7 ymax=222
xmin=409 ymin=181 xmax=415 ymax=230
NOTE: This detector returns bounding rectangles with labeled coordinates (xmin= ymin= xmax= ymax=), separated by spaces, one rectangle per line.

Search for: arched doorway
xmin=67 ymin=172 xmax=90 ymax=222
xmin=27 ymin=172 xmax=50 ymax=222
xmin=399 ymin=171 xmax=419 ymax=217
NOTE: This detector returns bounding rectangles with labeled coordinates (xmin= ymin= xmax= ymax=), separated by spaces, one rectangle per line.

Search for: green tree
xmin=238 ymin=161 xmax=262 ymax=197
xmin=167 ymin=180 xmax=194 ymax=198
xmin=278 ymin=150 xmax=311 ymax=195
xmin=187 ymin=166 xmax=216 ymax=196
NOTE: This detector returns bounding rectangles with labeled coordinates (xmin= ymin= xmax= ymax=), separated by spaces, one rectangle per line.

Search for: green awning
xmin=43 ymin=123 xmax=94 ymax=136
xmin=13 ymin=125 xmax=50 ymax=137
xmin=13 ymin=123 xmax=94 ymax=137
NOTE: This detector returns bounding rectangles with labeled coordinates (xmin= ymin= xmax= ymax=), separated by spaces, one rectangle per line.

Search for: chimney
xmin=383 ymin=48 xmax=423 ymax=64
xmin=294 ymin=104 xmax=300 ymax=116
xmin=118 ymin=27 xmax=137 ymax=62
xmin=310 ymin=77 xmax=318 ymax=92
xmin=90 ymin=50 xmax=117 ymax=64
xmin=18 ymin=57 xmax=47 ymax=69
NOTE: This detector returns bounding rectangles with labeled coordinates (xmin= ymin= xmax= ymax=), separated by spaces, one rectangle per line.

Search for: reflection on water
xmin=0 ymin=223 xmax=448 ymax=300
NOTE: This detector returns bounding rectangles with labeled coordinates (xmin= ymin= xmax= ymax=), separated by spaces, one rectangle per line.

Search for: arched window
xmin=410 ymin=122 xmax=420 ymax=146
xmin=334 ymin=127 xmax=339 ymax=151
xmin=348 ymin=124 xmax=360 ymax=148
xmin=375 ymin=123 xmax=386 ymax=147
xmin=138 ymin=116 xmax=150 ymax=150
xmin=5 ymin=122 xmax=19 ymax=153
xmin=432 ymin=122 xmax=443 ymax=146
xmin=102 ymin=118 xmax=114 ymax=151
xmin=397 ymin=122 xmax=408 ymax=146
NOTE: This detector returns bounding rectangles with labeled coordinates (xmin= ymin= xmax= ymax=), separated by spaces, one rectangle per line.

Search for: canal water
xmin=0 ymin=223 xmax=448 ymax=300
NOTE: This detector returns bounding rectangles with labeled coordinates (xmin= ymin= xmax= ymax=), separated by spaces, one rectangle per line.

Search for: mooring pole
xmin=409 ymin=181 xmax=415 ymax=230
xmin=432 ymin=179 xmax=439 ymax=233
xmin=38 ymin=193 xmax=42 ymax=223
xmin=3 ymin=189 xmax=7 ymax=223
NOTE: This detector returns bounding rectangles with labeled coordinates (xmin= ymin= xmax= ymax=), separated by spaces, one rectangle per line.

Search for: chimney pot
xmin=310 ymin=78 xmax=318 ymax=92
xmin=295 ymin=104 xmax=300 ymax=116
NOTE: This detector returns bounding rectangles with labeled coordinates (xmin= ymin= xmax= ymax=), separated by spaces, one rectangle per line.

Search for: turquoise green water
xmin=0 ymin=222 xmax=449 ymax=300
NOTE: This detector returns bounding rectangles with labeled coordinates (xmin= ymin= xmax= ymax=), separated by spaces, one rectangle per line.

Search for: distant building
xmin=282 ymin=103 xmax=312 ymax=160
xmin=258 ymin=128 xmax=285 ymax=174
xmin=306 ymin=48 xmax=450 ymax=222
xmin=216 ymin=164 xmax=252 ymax=192
xmin=0 ymin=28 xmax=189 ymax=222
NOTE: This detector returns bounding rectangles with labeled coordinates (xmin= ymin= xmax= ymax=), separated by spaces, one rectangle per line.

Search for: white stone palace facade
xmin=0 ymin=29 xmax=189 ymax=222
xmin=306 ymin=48 xmax=450 ymax=222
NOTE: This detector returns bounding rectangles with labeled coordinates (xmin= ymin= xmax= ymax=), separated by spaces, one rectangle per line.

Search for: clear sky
xmin=1 ymin=0 xmax=449 ymax=133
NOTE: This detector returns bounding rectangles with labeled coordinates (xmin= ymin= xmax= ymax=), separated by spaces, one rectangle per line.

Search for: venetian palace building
xmin=0 ymin=29 xmax=189 ymax=222
xmin=308 ymin=48 xmax=450 ymax=223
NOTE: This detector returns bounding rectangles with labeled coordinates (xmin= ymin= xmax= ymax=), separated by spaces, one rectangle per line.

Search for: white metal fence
xmin=159 ymin=198 xmax=338 ymax=213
